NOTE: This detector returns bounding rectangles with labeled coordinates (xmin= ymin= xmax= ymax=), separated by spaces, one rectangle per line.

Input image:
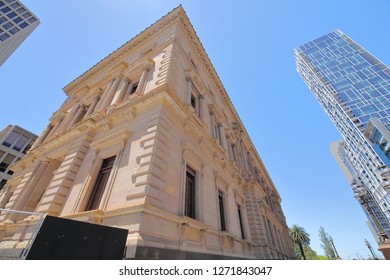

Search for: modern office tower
xmin=295 ymin=30 xmax=390 ymax=258
xmin=0 ymin=6 xmax=295 ymax=259
xmin=0 ymin=125 xmax=37 ymax=190
xmin=0 ymin=0 xmax=39 ymax=66
xmin=330 ymin=140 xmax=388 ymax=243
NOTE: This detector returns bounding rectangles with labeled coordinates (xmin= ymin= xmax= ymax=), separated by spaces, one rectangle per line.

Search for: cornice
xmin=63 ymin=6 xmax=183 ymax=94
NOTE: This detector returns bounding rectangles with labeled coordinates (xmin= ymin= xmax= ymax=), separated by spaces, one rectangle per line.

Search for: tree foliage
xmin=294 ymin=244 xmax=328 ymax=260
xmin=294 ymin=244 xmax=318 ymax=260
xmin=304 ymin=245 xmax=318 ymax=260
xmin=318 ymin=226 xmax=336 ymax=260
xmin=290 ymin=225 xmax=310 ymax=260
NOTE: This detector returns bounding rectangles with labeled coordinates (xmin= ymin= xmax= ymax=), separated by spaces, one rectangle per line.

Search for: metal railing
xmin=0 ymin=208 xmax=46 ymax=260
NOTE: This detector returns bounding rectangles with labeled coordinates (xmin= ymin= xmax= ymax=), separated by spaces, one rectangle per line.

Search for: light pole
xmin=329 ymin=236 xmax=341 ymax=259
xmin=365 ymin=239 xmax=378 ymax=260
xmin=353 ymin=185 xmax=388 ymax=242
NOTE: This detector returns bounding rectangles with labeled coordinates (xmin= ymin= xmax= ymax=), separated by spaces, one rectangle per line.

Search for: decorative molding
xmin=178 ymin=222 xmax=189 ymax=245
xmin=90 ymin=128 xmax=131 ymax=152
xmin=63 ymin=8 xmax=181 ymax=94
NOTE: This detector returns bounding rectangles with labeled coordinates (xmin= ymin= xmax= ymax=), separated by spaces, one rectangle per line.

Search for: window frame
xmin=184 ymin=165 xmax=197 ymax=219
xmin=84 ymin=155 xmax=116 ymax=211
xmin=218 ymin=189 xmax=227 ymax=232
xmin=237 ymin=203 xmax=245 ymax=239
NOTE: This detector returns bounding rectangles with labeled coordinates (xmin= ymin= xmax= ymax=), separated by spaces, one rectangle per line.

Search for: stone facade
xmin=0 ymin=6 xmax=295 ymax=259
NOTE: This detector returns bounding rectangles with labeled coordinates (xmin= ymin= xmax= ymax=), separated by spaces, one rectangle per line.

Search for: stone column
xmin=210 ymin=112 xmax=215 ymax=137
xmin=240 ymin=141 xmax=249 ymax=172
xmin=84 ymin=95 xmax=101 ymax=119
xmin=94 ymin=78 xmax=115 ymax=112
xmin=135 ymin=66 xmax=150 ymax=96
xmin=31 ymin=124 xmax=53 ymax=148
xmin=6 ymin=159 xmax=50 ymax=221
xmin=226 ymin=136 xmax=233 ymax=160
xmin=110 ymin=76 xmax=129 ymax=106
xmin=35 ymin=136 xmax=91 ymax=216
xmin=97 ymin=77 xmax=121 ymax=113
xmin=45 ymin=117 xmax=64 ymax=140
xmin=54 ymin=103 xmax=80 ymax=135
xmin=198 ymin=94 xmax=204 ymax=119
xmin=184 ymin=75 xmax=192 ymax=105
xmin=219 ymin=124 xmax=226 ymax=148
xmin=66 ymin=103 xmax=85 ymax=129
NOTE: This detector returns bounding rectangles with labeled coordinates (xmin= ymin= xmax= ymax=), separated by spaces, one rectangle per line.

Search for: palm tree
xmin=290 ymin=225 xmax=310 ymax=260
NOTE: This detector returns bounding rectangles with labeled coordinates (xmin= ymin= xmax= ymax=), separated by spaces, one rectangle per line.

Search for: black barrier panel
xmin=26 ymin=215 xmax=128 ymax=260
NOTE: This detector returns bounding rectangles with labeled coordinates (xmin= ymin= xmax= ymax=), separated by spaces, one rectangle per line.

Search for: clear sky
xmin=1 ymin=0 xmax=389 ymax=259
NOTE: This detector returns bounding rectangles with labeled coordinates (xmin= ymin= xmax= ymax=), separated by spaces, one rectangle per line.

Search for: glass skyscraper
xmin=294 ymin=30 xmax=390 ymax=240
xmin=0 ymin=0 xmax=39 ymax=66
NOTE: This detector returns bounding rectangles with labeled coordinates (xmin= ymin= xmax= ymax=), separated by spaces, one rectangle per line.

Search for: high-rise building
xmin=0 ymin=6 xmax=294 ymax=259
xmin=0 ymin=125 xmax=37 ymax=191
xmin=295 ymin=29 xmax=390 ymax=258
xmin=0 ymin=0 xmax=39 ymax=66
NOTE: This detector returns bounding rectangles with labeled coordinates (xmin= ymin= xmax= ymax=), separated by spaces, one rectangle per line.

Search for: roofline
xmin=63 ymin=5 xmax=183 ymax=93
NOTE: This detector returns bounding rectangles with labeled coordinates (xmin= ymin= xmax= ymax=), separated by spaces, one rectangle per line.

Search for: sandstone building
xmin=0 ymin=6 xmax=295 ymax=259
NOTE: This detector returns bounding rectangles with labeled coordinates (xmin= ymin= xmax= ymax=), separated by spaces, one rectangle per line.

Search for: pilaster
xmin=4 ymin=159 xmax=50 ymax=221
xmin=243 ymin=182 xmax=269 ymax=258
xmin=35 ymin=135 xmax=92 ymax=215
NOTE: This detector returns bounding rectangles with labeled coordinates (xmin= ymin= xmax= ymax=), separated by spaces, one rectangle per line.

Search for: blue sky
xmin=1 ymin=0 xmax=389 ymax=259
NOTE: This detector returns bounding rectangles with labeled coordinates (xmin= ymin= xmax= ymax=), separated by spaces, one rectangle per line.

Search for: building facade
xmin=0 ymin=0 xmax=39 ymax=66
xmin=295 ymin=30 xmax=390 ymax=257
xmin=0 ymin=6 xmax=294 ymax=259
xmin=0 ymin=125 xmax=37 ymax=191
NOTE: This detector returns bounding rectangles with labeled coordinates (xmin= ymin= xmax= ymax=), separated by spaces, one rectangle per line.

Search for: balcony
xmin=381 ymin=180 xmax=390 ymax=191
xmin=380 ymin=168 xmax=390 ymax=177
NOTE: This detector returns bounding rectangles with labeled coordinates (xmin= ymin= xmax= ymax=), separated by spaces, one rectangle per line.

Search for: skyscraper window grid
xmin=0 ymin=0 xmax=39 ymax=65
xmin=295 ymin=30 xmax=390 ymax=238
xmin=0 ymin=0 xmax=37 ymax=41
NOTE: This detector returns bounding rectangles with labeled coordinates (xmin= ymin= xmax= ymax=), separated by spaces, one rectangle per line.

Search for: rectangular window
xmin=12 ymin=135 xmax=28 ymax=152
xmin=11 ymin=2 xmax=21 ymax=9
xmin=185 ymin=166 xmax=196 ymax=219
xmin=0 ymin=179 xmax=7 ymax=191
xmin=190 ymin=94 xmax=196 ymax=109
xmin=218 ymin=190 xmax=226 ymax=231
xmin=130 ymin=82 xmax=138 ymax=94
xmin=0 ymin=33 xmax=10 ymax=41
xmin=0 ymin=154 xmax=14 ymax=172
xmin=85 ymin=156 xmax=116 ymax=211
xmin=23 ymin=143 xmax=32 ymax=154
xmin=237 ymin=204 xmax=245 ymax=239
xmin=190 ymin=84 xmax=201 ymax=118
xmin=2 ymin=131 xmax=19 ymax=147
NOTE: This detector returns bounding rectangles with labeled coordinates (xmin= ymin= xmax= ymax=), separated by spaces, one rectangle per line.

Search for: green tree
xmin=294 ymin=244 xmax=326 ymax=260
xmin=304 ymin=245 xmax=318 ymax=260
xmin=318 ymin=226 xmax=336 ymax=260
xmin=290 ymin=225 xmax=310 ymax=260
xmin=317 ymin=255 xmax=329 ymax=260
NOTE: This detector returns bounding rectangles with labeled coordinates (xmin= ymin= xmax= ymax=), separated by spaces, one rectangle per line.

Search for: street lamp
xmin=365 ymin=239 xmax=378 ymax=260
xmin=353 ymin=185 xmax=388 ymax=242
xmin=329 ymin=236 xmax=341 ymax=259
